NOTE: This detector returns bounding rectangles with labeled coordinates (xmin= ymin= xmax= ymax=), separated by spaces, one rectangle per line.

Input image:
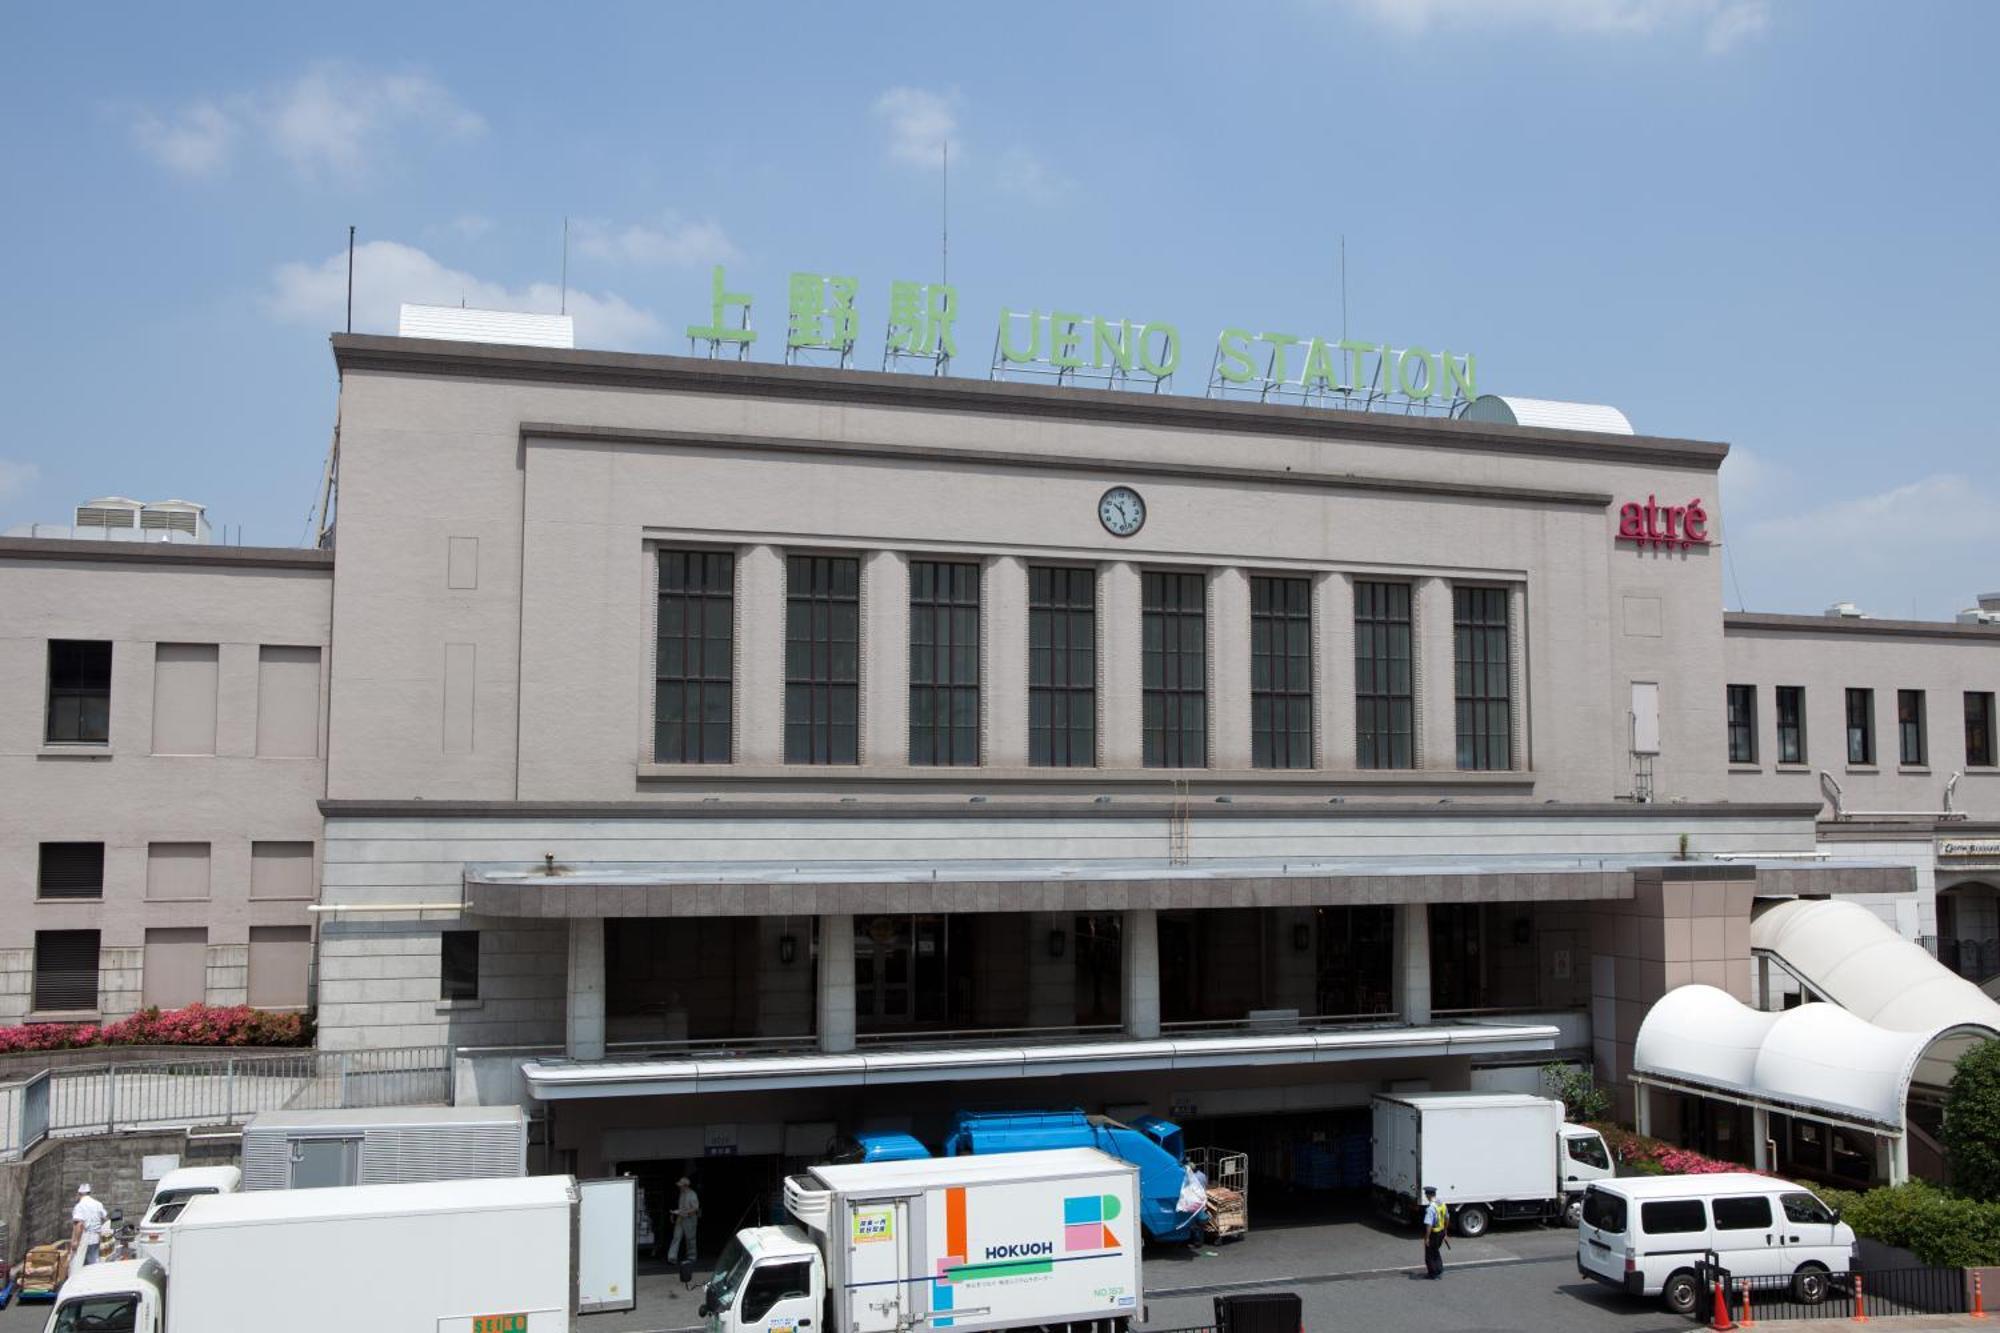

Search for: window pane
xmin=1143 ymin=572 xmax=1206 ymax=768
xmin=655 ymin=550 xmax=735 ymax=763
xmin=1453 ymin=586 xmax=1512 ymax=771
xmin=1030 ymin=568 xmax=1096 ymax=767
xmin=1251 ymin=576 xmax=1313 ymax=769
xmin=33 ymin=930 xmax=100 ymax=1012
xmin=785 ymin=556 xmax=859 ymax=765
xmin=1355 ymin=583 xmax=1414 ymax=770
xmin=46 ymin=640 xmax=112 ymax=744
xmin=909 ymin=561 xmax=981 ymax=766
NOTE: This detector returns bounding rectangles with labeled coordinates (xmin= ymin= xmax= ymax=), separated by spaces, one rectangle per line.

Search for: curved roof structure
xmin=1460 ymin=394 xmax=1635 ymax=435
xmin=1753 ymin=898 xmax=2000 ymax=1085
xmin=1634 ymin=984 xmax=2000 ymax=1131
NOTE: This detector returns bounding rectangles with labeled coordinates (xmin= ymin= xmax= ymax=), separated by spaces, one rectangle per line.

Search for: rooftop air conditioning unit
xmin=1824 ymin=602 xmax=1866 ymax=619
xmin=139 ymin=499 xmax=210 ymax=541
xmin=74 ymin=497 xmax=142 ymax=530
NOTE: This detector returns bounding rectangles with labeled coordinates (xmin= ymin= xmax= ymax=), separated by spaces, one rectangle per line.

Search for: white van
xmin=1576 ymin=1172 xmax=1855 ymax=1315
xmin=135 ymin=1165 xmax=241 ymax=1268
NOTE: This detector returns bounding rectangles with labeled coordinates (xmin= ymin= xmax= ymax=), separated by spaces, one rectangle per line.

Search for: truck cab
xmin=822 ymin=1132 xmax=930 ymax=1165
xmin=40 ymin=1258 xmax=164 ymax=1333
xmin=703 ymin=1226 xmax=823 ymax=1333
xmin=136 ymin=1165 xmax=241 ymax=1268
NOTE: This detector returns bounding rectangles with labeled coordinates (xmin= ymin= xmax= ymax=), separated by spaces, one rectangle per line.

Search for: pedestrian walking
xmin=1420 ymin=1185 xmax=1449 ymax=1280
xmin=667 ymin=1175 xmax=701 ymax=1288
xmin=1177 ymin=1162 xmax=1209 ymax=1252
xmin=70 ymin=1184 xmax=108 ymax=1269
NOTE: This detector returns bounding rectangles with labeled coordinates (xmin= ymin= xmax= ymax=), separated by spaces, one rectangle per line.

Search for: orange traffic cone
xmin=1712 ymin=1279 xmax=1736 ymax=1330
xmin=1974 ymin=1271 xmax=1987 ymax=1320
xmin=1738 ymin=1281 xmax=1755 ymax=1327
xmin=1853 ymin=1273 xmax=1868 ymax=1323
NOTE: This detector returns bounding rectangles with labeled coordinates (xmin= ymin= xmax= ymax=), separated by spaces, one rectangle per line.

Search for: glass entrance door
xmin=855 ymin=915 xmax=913 ymax=1026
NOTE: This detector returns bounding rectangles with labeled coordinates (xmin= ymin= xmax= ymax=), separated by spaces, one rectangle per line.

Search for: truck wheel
xmin=1661 ymin=1271 xmax=1699 ymax=1317
xmin=1454 ymin=1204 xmax=1490 ymax=1238
xmin=1562 ymin=1196 xmax=1584 ymax=1228
xmin=1792 ymin=1263 xmax=1830 ymax=1305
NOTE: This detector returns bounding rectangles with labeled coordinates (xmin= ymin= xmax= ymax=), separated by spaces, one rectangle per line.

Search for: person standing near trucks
xmin=1420 ymin=1185 xmax=1449 ymax=1279
xmin=70 ymin=1183 xmax=108 ymax=1268
xmin=667 ymin=1175 xmax=701 ymax=1287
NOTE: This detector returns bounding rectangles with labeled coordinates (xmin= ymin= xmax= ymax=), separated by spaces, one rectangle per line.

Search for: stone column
xmin=818 ymin=914 xmax=857 ymax=1054
xmin=1394 ymin=902 xmax=1432 ymax=1026
xmin=736 ymin=545 xmax=787 ymax=765
xmin=1635 ymin=1083 xmax=1652 ymax=1137
xmin=1268 ymin=908 xmax=1319 ymax=1014
xmin=1026 ymin=912 xmax=1074 ymax=1028
xmin=565 ymin=917 xmax=605 ymax=1061
xmin=985 ymin=556 xmax=1030 ymax=767
xmin=1415 ymin=576 xmax=1458 ymax=770
xmin=1100 ymin=563 xmax=1144 ymax=768
xmin=1316 ymin=574 xmax=1356 ymax=771
xmin=1122 ymin=908 xmax=1161 ymax=1039
xmin=862 ymin=551 xmax=909 ymax=766
xmin=1211 ymin=567 xmax=1252 ymax=769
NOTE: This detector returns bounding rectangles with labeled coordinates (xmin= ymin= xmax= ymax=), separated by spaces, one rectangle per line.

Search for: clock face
xmin=1098 ymin=486 xmax=1146 ymax=537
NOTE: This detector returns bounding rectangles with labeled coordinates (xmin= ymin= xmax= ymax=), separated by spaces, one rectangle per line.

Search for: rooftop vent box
xmin=1460 ymin=395 xmax=1634 ymax=436
xmin=397 ymin=304 xmax=575 ymax=349
xmin=74 ymin=497 xmax=142 ymax=530
xmin=1825 ymin=602 xmax=1866 ymax=619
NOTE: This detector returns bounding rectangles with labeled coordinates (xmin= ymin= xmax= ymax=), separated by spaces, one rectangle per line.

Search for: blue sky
xmin=2 ymin=1 xmax=1994 ymax=617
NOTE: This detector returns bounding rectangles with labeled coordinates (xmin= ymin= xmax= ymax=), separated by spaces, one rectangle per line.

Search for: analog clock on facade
xmin=1098 ymin=486 xmax=1145 ymax=537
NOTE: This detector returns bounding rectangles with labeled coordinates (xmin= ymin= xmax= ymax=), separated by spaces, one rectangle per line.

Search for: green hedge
xmin=1819 ymin=1181 xmax=2000 ymax=1268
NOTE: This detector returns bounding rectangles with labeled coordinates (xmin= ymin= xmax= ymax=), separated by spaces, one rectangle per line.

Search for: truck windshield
xmin=822 ymin=1136 xmax=866 ymax=1166
xmin=708 ymin=1237 xmax=754 ymax=1313
xmin=146 ymin=1186 xmax=220 ymax=1224
xmin=53 ymin=1293 xmax=138 ymax=1333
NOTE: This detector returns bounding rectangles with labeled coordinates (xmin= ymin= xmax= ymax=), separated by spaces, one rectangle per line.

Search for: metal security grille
xmin=1777 ymin=685 xmax=1807 ymax=764
xmin=37 ymin=843 xmax=103 ymax=900
xmin=785 ymin=555 xmax=860 ymax=764
xmin=45 ymin=640 xmax=111 ymax=744
xmin=1453 ymin=586 xmax=1512 ymax=771
xmin=1727 ymin=684 xmax=1757 ymax=764
xmin=32 ymin=931 xmax=99 ymax=1012
xmin=1251 ymin=576 xmax=1312 ymax=769
xmin=1142 ymin=571 xmax=1207 ymax=768
xmin=440 ymin=930 xmax=479 ymax=1001
xmin=1847 ymin=687 xmax=1875 ymax=765
xmin=1354 ymin=581 xmax=1414 ymax=769
xmin=1029 ymin=567 xmax=1097 ymax=767
xmin=655 ymin=550 xmax=735 ymax=763
xmin=1970 ymin=691 xmax=1997 ymax=767
xmin=1899 ymin=689 xmax=1927 ymax=766
xmin=908 ymin=561 xmax=980 ymax=766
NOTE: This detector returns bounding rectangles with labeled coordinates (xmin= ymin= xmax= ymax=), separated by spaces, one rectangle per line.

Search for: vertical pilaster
xmin=986 ymin=556 xmax=1030 ymax=767
xmin=1122 ymin=908 xmax=1161 ymax=1039
xmin=565 ymin=917 xmax=605 ymax=1061
xmin=1317 ymin=574 xmax=1356 ymax=771
xmin=862 ymin=550 xmax=908 ymax=766
xmin=736 ymin=545 xmax=786 ymax=765
xmin=1026 ymin=912 xmax=1074 ymax=1028
xmin=1752 ymin=1106 xmax=1771 ymax=1171
xmin=818 ymin=914 xmax=856 ymax=1054
xmin=1394 ymin=901 xmax=1431 ymax=1025
xmin=1508 ymin=582 xmax=1528 ymax=771
xmin=1635 ymin=1083 xmax=1653 ymax=1137
xmin=1416 ymin=576 xmax=1458 ymax=770
xmin=1212 ymin=567 xmax=1252 ymax=769
xmin=1100 ymin=563 xmax=1144 ymax=768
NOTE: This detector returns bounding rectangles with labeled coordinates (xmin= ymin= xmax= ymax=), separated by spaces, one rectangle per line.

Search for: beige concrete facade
xmin=0 ymin=541 xmax=331 ymax=1022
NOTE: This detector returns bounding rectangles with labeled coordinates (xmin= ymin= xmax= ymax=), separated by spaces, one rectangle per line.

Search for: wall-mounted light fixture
xmin=1292 ymin=922 xmax=1311 ymax=953
xmin=778 ymin=933 xmax=798 ymax=966
xmin=1048 ymin=930 xmax=1067 ymax=959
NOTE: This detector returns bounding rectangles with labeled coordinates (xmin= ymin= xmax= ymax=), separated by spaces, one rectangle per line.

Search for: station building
xmin=3 ymin=319 xmax=1997 ymax=1223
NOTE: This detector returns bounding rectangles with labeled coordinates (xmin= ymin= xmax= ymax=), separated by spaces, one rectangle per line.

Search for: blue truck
xmin=826 ymin=1109 xmax=1243 ymax=1244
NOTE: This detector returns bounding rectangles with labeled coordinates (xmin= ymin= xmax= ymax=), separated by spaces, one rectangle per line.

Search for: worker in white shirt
xmin=70 ymin=1184 xmax=108 ymax=1268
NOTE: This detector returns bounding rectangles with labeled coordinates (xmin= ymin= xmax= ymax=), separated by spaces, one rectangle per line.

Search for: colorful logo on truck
xmin=1063 ymin=1194 xmax=1123 ymax=1252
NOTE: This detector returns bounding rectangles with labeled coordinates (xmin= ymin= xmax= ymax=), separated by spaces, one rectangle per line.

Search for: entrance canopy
xmin=1632 ymin=984 xmax=1996 ymax=1132
xmin=520 ymin=1017 xmax=1560 ymax=1101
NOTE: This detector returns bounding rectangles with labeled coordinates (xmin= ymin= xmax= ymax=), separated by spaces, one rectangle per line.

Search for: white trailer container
xmin=703 ymin=1147 xmax=1144 ymax=1333
xmin=1371 ymin=1092 xmax=1612 ymax=1236
xmin=40 ymin=1176 xmax=579 ymax=1333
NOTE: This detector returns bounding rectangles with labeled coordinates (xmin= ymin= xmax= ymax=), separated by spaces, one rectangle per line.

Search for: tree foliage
xmin=1541 ymin=1061 xmax=1612 ymax=1123
xmin=1945 ymin=1039 xmax=2000 ymax=1202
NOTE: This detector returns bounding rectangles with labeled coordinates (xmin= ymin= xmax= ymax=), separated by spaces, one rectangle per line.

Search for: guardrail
xmin=1694 ymin=1258 xmax=1969 ymax=1322
xmin=0 ymin=1045 xmax=451 ymax=1161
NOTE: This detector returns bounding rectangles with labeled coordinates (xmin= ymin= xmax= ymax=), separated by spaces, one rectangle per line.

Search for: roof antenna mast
xmin=561 ymin=216 xmax=569 ymax=316
xmin=1339 ymin=234 xmax=1347 ymax=344
xmin=345 ymin=225 xmax=356 ymax=334
xmin=941 ymin=142 xmax=949 ymax=287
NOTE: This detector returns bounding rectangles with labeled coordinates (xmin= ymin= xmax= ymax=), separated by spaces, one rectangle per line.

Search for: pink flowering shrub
xmin=1591 ymin=1123 xmax=1749 ymax=1175
xmin=0 ymin=1004 xmax=310 ymax=1054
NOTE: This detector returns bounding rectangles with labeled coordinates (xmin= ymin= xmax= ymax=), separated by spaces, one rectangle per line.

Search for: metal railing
xmin=1694 ymin=1258 xmax=1969 ymax=1322
xmin=1937 ymin=936 xmax=2000 ymax=984
xmin=0 ymin=1046 xmax=450 ymax=1161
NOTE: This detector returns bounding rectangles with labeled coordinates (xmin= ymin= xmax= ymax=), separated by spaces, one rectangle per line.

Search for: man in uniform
xmin=668 ymin=1175 xmax=701 ymax=1289
xmin=1420 ymin=1185 xmax=1449 ymax=1279
xmin=70 ymin=1183 xmax=108 ymax=1269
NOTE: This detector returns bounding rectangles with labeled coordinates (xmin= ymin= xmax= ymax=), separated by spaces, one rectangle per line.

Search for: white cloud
xmin=572 ymin=214 xmax=739 ymax=268
xmin=873 ymin=87 xmax=962 ymax=168
xmin=130 ymin=63 xmax=483 ymax=183
xmin=1339 ymin=0 xmax=1772 ymax=52
xmin=131 ymin=102 xmax=237 ymax=177
xmin=441 ymin=214 xmax=495 ymax=241
xmin=0 ymin=459 xmax=39 ymax=504
xmin=994 ymin=147 xmax=1074 ymax=204
xmin=264 ymin=240 xmax=659 ymax=350
xmin=1727 ymin=472 xmax=2000 ymax=619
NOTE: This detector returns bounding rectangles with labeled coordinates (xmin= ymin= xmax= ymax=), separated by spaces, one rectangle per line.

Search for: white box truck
xmin=1371 ymin=1092 xmax=1613 ymax=1236
xmin=702 ymin=1147 xmax=1145 ymax=1333
xmin=40 ymin=1176 xmax=581 ymax=1333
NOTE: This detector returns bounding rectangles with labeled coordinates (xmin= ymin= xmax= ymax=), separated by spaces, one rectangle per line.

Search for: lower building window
xmin=46 ymin=640 xmax=111 ymax=744
xmin=1969 ymin=692 xmax=1997 ymax=767
xmin=142 ymin=927 xmax=207 ymax=1009
xmin=38 ymin=843 xmax=104 ymax=900
xmin=247 ymin=926 xmax=311 ymax=1009
xmin=1453 ymin=586 xmax=1512 ymax=771
xmin=1898 ymin=689 xmax=1927 ymax=766
xmin=1726 ymin=684 xmax=1757 ymax=764
xmin=1846 ymin=687 xmax=1875 ymax=765
xmin=1775 ymin=685 xmax=1807 ymax=764
xmin=441 ymin=930 xmax=480 ymax=1001
xmin=33 ymin=930 xmax=100 ymax=1013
